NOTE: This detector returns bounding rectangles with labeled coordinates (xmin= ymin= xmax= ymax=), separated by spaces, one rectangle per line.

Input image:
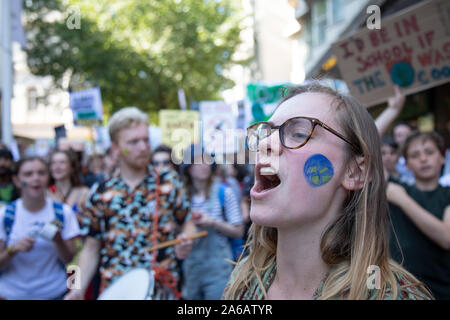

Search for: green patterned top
xmin=224 ymin=259 xmax=432 ymax=300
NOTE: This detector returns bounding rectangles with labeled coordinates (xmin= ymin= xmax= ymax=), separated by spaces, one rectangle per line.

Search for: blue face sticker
xmin=21 ymin=182 xmax=27 ymax=187
xmin=303 ymin=154 xmax=334 ymax=187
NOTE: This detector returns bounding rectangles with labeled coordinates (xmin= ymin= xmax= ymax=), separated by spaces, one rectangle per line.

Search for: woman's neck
xmin=22 ymin=195 xmax=46 ymax=213
xmin=268 ymin=188 xmax=346 ymax=300
xmin=55 ymin=177 xmax=72 ymax=194
xmin=192 ymin=179 xmax=208 ymax=196
xmin=268 ymin=226 xmax=330 ymax=300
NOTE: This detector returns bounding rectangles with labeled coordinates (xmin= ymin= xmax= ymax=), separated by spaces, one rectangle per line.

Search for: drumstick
xmin=143 ymin=231 xmax=208 ymax=253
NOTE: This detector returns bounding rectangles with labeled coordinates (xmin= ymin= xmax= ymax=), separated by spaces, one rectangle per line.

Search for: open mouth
xmin=259 ymin=172 xmax=281 ymax=191
xmin=252 ymin=164 xmax=281 ymax=197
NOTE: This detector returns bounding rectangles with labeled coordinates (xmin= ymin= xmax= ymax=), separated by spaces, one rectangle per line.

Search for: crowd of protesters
xmin=0 ymin=81 xmax=448 ymax=300
xmin=375 ymin=86 xmax=450 ymax=300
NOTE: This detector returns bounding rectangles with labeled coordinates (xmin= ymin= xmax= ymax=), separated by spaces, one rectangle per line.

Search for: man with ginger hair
xmin=65 ymin=107 xmax=195 ymax=300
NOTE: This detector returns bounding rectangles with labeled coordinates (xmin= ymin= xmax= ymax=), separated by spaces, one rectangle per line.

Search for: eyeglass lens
xmin=248 ymin=118 xmax=313 ymax=150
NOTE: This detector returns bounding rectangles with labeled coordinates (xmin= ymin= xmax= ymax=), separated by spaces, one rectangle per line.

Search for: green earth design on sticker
xmin=309 ymin=166 xmax=332 ymax=186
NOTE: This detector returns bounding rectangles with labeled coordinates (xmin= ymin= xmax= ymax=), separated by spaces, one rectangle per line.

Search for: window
xmin=332 ymin=0 xmax=347 ymax=23
xmin=312 ymin=0 xmax=327 ymax=45
xmin=302 ymin=19 xmax=312 ymax=59
xmin=27 ymin=87 xmax=38 ymax=111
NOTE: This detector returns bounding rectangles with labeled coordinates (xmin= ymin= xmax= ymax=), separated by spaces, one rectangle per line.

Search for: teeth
xmin=260 ymin=167 xmax=277 ymax=175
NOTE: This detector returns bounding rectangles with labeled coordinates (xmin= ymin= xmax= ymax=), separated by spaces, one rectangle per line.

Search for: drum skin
xmin=97 ymin=268 xmax=154 ymax=300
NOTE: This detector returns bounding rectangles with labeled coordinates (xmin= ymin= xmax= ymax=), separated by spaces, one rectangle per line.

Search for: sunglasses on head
xmin=152 ymin=160 xmax=171 ymax=166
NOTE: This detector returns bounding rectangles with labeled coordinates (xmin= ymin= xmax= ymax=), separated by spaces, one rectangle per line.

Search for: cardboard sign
xmin=200 ymin=101 xmax=238 ymax=155
xmin=69 ymin=86 xmax=104 ymax=121
xmin=332 ymin=0 xmax=450 ymax=107
xmin=159 ymin=110 xmax=200 ymax=160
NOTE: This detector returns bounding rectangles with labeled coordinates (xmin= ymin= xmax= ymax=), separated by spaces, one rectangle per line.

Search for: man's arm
xmin=375 ymin=86 xmax=405 ymax=137
xmin=174 ymin=220 xmax=196 ymax=260
xmin=387 ymin=183 xmax=450 ymax=249
xmin=64 ymin=236 xmax=101 ymax=299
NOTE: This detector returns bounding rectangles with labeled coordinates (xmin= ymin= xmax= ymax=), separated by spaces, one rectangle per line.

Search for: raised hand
xmin=387 ymin=85 xmax=406 ymax=112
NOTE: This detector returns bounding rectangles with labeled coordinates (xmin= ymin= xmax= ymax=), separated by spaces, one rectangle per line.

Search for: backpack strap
xmin=3 ymin=201 xmax=65 ymax=242
xmin=4 ymin=201 xmax=17 ymax=241
xmin=218 ymin=183 xmax=226 ymax=207
xmin=218 ymin=182 xmax=227 ymax=221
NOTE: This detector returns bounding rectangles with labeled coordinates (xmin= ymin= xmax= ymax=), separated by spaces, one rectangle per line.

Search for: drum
xmin=97 ymin=268 xmax=155 ymax=300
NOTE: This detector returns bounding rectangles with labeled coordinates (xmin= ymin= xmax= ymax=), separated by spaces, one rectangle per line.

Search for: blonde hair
xmin=224 ymin=81 xmax=433 ymax=300
xmin=108 ymin=107 xmax=149 ymax=143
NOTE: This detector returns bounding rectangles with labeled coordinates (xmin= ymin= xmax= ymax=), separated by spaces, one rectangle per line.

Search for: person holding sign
xmin=375 ymin=85 xmax=415 ymax=185
xmin=387 ymin=131 xmax=450 ymax=299
xmin=223 ymin=81 xmax=432 ymax=300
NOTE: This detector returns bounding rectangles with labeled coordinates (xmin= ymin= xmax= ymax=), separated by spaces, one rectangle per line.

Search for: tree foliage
xmin=23 ymin=0 xmax=246 ymax=117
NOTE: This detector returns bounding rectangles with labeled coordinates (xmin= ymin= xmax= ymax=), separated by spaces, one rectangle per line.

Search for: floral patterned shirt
xmin=224 ymin=259 xmax=432 ymax=300
xmin=80 ymin=166 xmax=191 ymax=299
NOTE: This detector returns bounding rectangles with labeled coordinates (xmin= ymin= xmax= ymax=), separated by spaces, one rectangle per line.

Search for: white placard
xmin=69 ymin=86 xmax=103 ymax=121
xmin=200 ymin=101 xmax=237 ymax=155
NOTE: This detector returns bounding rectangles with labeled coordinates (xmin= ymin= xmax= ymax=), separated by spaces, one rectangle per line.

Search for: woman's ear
xmin=342 ymin=156 xmax=366 ymax=191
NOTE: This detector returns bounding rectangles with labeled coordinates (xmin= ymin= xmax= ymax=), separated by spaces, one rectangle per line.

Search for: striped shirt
xmin=191 ymin=181 xmax=242 ymax=246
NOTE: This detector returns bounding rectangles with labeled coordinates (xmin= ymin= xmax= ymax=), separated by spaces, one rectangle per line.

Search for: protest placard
xmin=159 ymin=110 xmax=200 ymax=160
xmin=245 ymin=82 xmax=290 ymax=127
xmin=69 ymin=86 xmax=104 ymax=122
xmin=332 ymin=0 xmax=450 ymax=107
xmin=199 ymin=101 xmax=239 ymax=155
